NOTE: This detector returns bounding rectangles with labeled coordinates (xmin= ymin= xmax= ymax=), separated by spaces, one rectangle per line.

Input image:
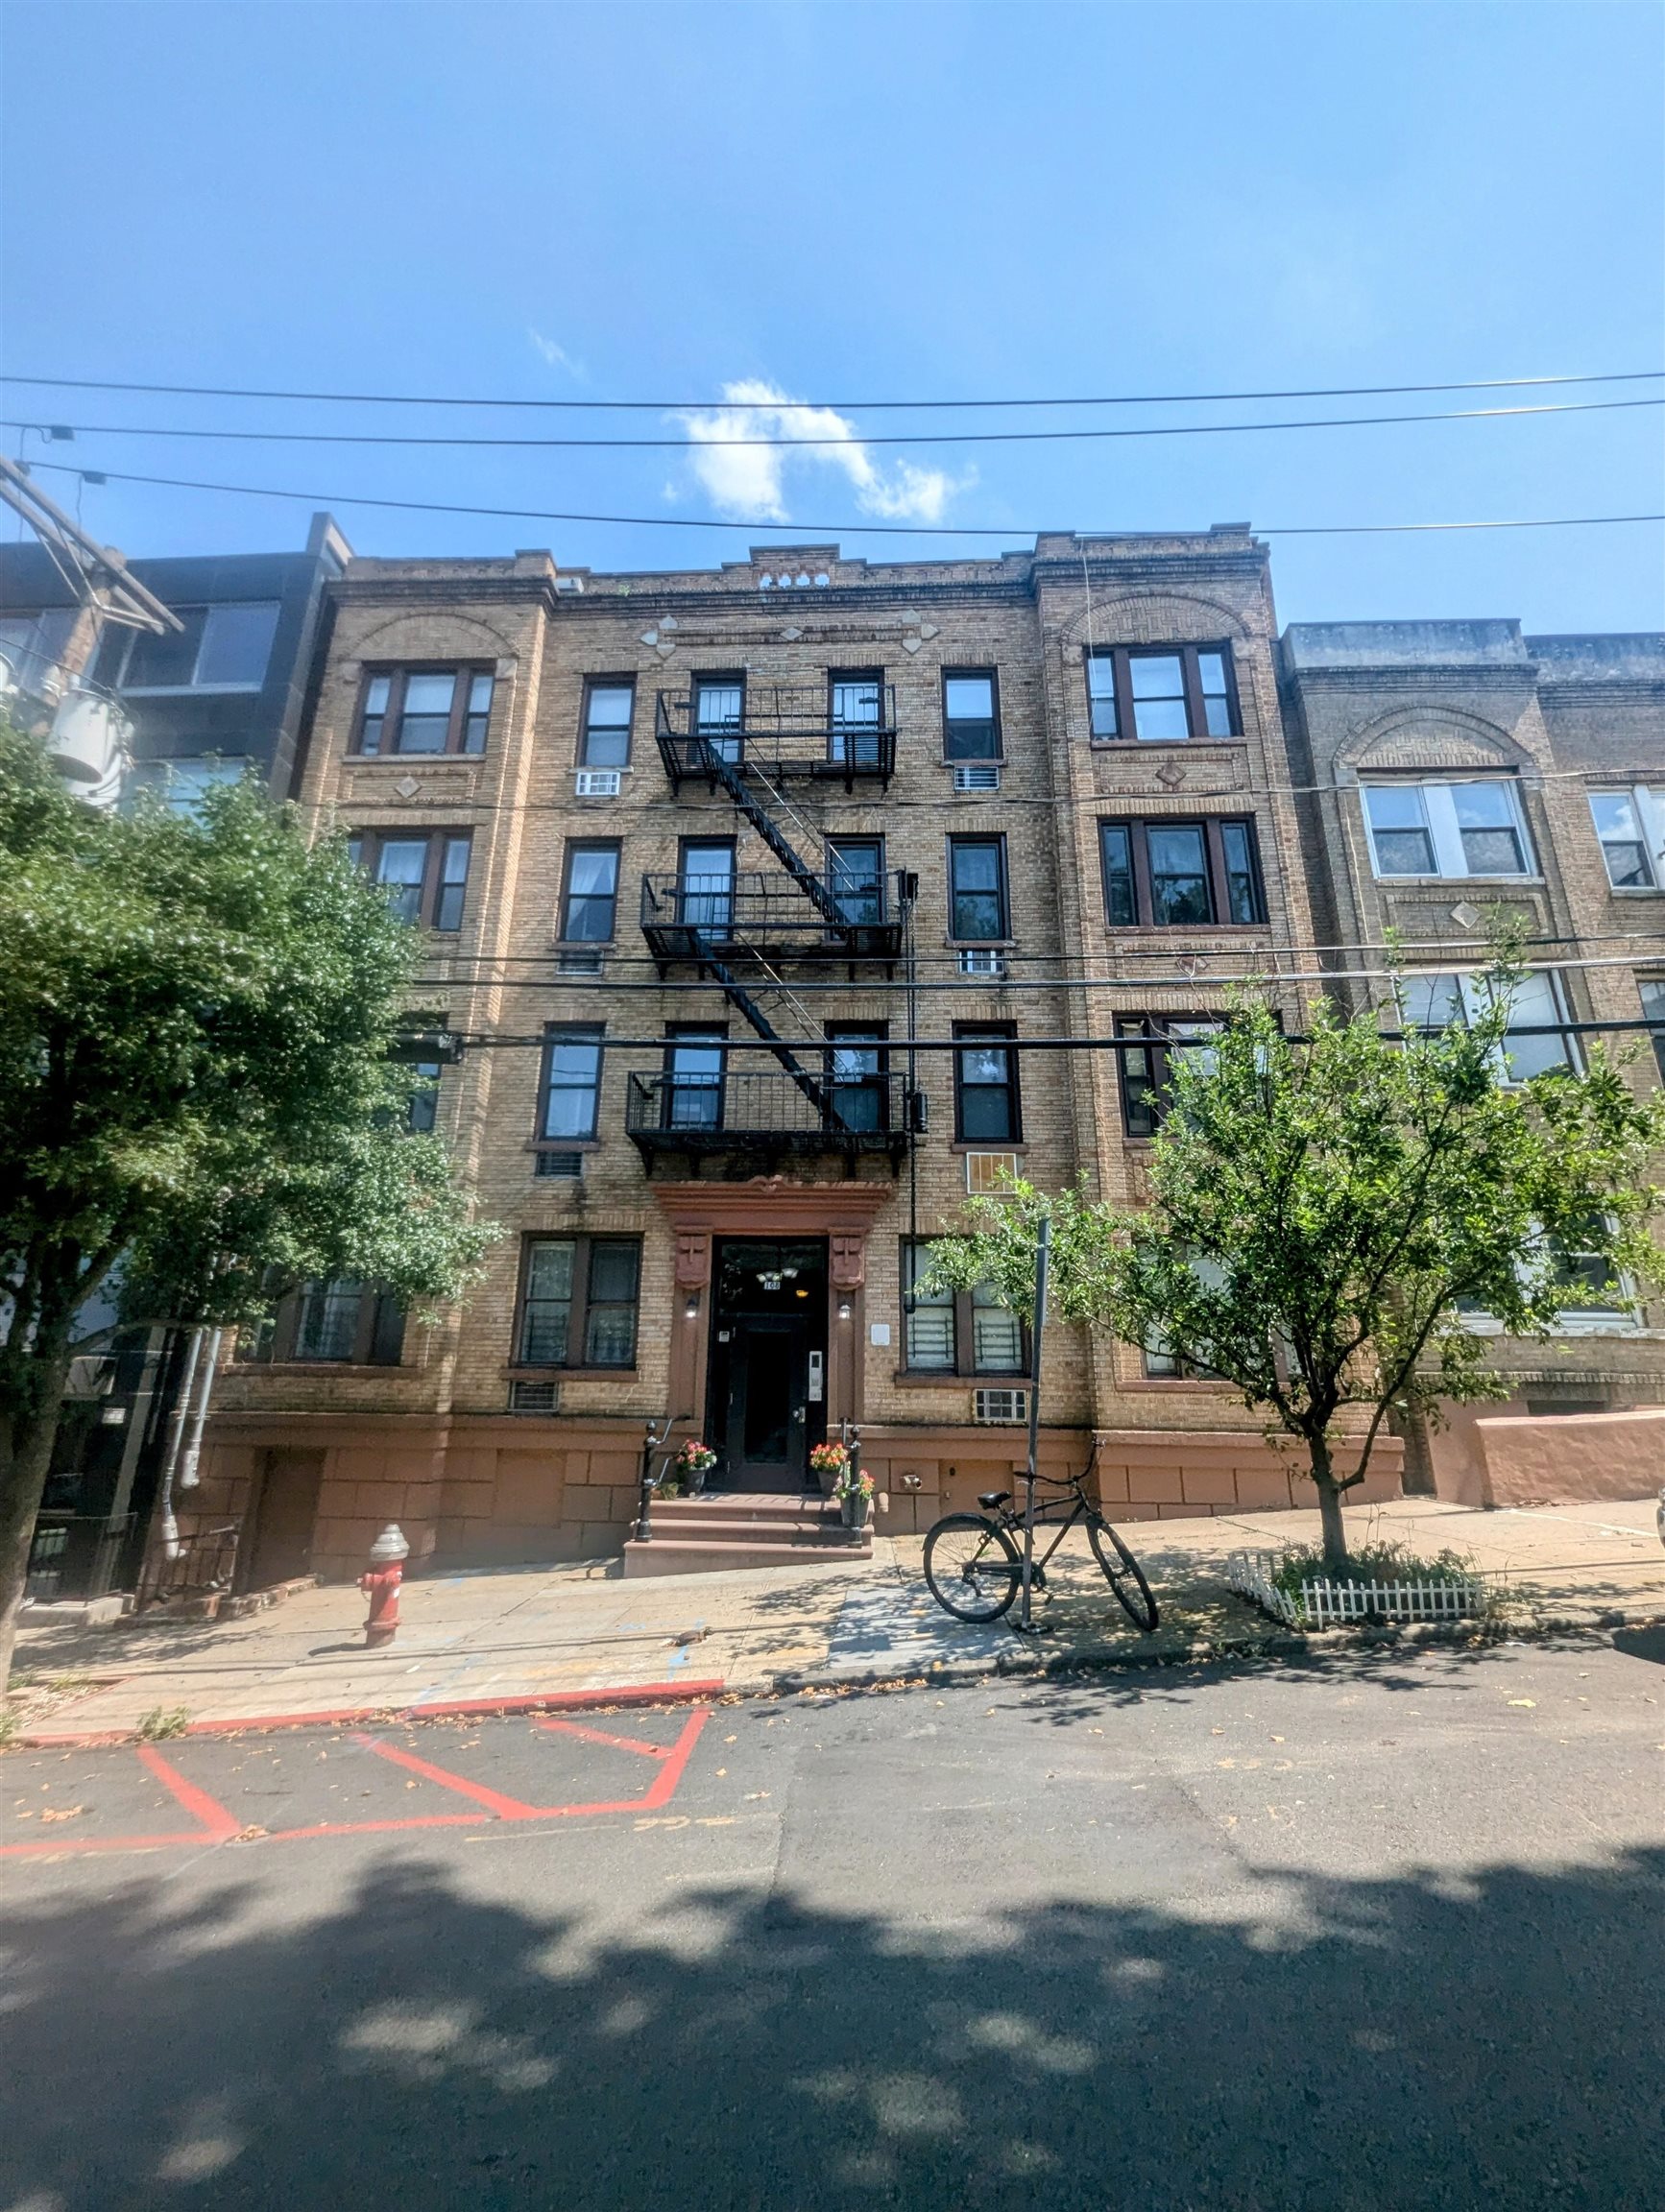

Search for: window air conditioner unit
xmin=575 ymin=768 xmax=621 ymax=797
xmin=957 ymin=948 xmax=1005 ymax=977
xmin=534 ymin=1150 xmax=584 ymax=1180
xmin=965 ymin=1151 xmax=1021 ymax=1194
xmin=974 ymin=1387 xmax=1027 ymax=1425
xmin=509 ymin=1379 xmax=560 ymax=1413
xmin=953 ymin=762 xmax=1001 ymax=793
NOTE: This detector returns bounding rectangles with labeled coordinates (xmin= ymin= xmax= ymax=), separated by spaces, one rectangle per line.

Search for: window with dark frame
xmin=948 ymin=835 xmax=1009 ymax=941
xmin=1098 ymin=817 xmax=1265 ymax=927
xmin=347 ymin=830 xmax=472 ymax=932
xmin=1086 ymin=645 xmax=1238 ymax=743
xmin=953 ymin=1022 xmax=1020 ymax=1142
xmin=828 ymin=836 xmax=885 ymax=926
xmin=242 ymin=1280 xmax=405 ymax=1366
xmin=580 ymin=679 xmax=635 ymax=768
xmin=693 ymin=674 xmax=745 ymax=762
xmin=1640 ymin=977 xmax=1665 ymax=1085
xmin=538 ymin=1025 xmax=604 ymax=1142
xmin=942 ymin=670 xmax=1001 ymax=761
xmin=825 ymin=1023 xmax=888 ymax=1133
xmin=405 ymin=1061 xmax=442 ymax=1134
xmin=516 ymin=1237 xmax=641 ymax=1369
xmin=902 ymin=1241 xmax=1026 ymax=1375
xmin=118 ymin=603 xmax=281 ymax=693
xmin=559 ymin=842 xmax=621 ymax=943
xmin=354 ymin=666 xmax=495 ymax=757
xmin=1115 ymin=1017 xmax=1225 ymax=1138
xmin=829 ymin=670 xmax=884 ymax=769
xmin=664 ymin=1026 xmax=727 ymax=1130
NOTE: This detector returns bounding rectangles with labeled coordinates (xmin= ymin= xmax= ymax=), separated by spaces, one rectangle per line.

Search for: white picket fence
xmin=1227 ymin=1550 xmax=1486 ymax=1628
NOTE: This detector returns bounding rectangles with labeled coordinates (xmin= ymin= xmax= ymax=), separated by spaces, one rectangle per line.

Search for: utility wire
xmin=11 ymin=396 xmax=1662 ymax=452
xmin=4 ymin=368 xmax=1660 ymax=412
xmin=29 ymin=460 xmax=1665 ymax=541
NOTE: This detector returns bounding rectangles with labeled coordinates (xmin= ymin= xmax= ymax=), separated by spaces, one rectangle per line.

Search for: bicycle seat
xmin=977 ymin=1489 xmax=1011 ymax=1510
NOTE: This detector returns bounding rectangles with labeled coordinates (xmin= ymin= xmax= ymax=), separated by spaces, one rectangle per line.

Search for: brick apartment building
xmin=1280 ymin=620 xmax=1665 ymax=1503
xmin=197 ymin=526 xmax=1411 ymax=1587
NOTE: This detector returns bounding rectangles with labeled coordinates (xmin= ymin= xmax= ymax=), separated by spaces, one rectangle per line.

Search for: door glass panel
xmin=829 ymin=840 xmax=883 ymax=924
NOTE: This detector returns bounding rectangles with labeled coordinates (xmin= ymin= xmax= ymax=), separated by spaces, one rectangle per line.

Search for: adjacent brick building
xmin=200 ymin=527 xmax=1407 ymax=1586
xmin=1280 ymin=620 xmax=1665 ymax=1503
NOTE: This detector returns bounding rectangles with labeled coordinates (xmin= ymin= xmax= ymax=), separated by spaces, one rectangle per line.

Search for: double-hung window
xmin=942 ymin=671 xmax=1001 ymax=761
xmin=1639 ymin=976 xmax=1665 ymax=1084
xmin=405 ymin=1061 xmax=442 ymax=1134
xmin=948 ymin=835 xmax=1009 ymax=941
xmin=664 ymin=1027 xmax=726 ymax=1130
xmin=825 ymin=1024 xmax=888 ymax=1133
xmin=1099 ymin=818 xmax=1265 ymax=926
xmin=1086 ymin=646 xmax=1238 ymax=742
xmin=355 ymin=666 xmax=495 ymax=757
xmin=828 ymin=837 xmax=885 ymax=926
xmin=538 ymin=1025 xmax=604 ymax=1143
xmin=516 ymin=1237 xmax=641 ymax=1369
xmin=953 ymin=1023 xmax=1020 ymax=1142
xmin=116 ymin=603 xmax=281 ymax=693
xmin=1361 ymin=780 xmax=1533 ymax=879
xmin=580 ymin=679 xmax=634 ymax=767
xmin=1589 ymin=787 xmax=1665 ymax=889
xmin=347 ymin=830 xmax=472 ymax=931
xmin=902 ymin=1242 xmax=1026 ymax=1375
xmin=1401 ymin=970 xmax=1577 ymax=1082
xmin=829 ymin=670 xmax=885 ymax=769
xmin=1115 ymin=1018 xmax=1225 ymax=1137
xmin=267 ymin=1280 xmax=404 ymax=1366
xmin=693 ymin=674 xmax=745 ymax=762
xmin=559 ymin=842 xmax=620 ymax=943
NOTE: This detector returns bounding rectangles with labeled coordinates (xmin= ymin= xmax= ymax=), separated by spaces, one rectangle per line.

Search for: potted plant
xmin=673 ymin=1438 xmax=718 ymax=1496
xmin=809 ymin=1440 xmax=849 ymax=1498
xmin=834 ymin=1466 xmax=875 ymax=1530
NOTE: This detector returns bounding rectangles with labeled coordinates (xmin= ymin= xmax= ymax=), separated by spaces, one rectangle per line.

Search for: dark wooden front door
xmin=241 ymin=1449 xmax=325 ymax=1591
xmin=708 ymin=1238 xmax=828 ymax=1491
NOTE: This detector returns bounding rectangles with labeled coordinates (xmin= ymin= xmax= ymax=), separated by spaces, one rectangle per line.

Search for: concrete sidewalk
xmin=9 ymin=1494 xmax=1663 ymax=1742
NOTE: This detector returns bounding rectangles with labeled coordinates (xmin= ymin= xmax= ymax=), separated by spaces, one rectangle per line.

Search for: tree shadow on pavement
xmin=3 ymin=1836 xmax=1660 ymax=2210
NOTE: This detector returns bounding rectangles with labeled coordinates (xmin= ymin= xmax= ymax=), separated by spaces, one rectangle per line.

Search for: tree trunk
xmin=1308 ymin=1433 xmax=1351 ymax=1575
xmin=0 ymin=1358 xmax=72 ymax=1692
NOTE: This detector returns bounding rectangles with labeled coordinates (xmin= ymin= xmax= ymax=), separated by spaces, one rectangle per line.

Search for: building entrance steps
xmin=624 ymin=1491 xmax=872 ymax=1578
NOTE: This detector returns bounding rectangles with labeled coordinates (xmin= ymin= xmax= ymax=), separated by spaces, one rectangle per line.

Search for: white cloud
xmin=674 ymin=380 xmax=969 ymax=524
xmin=528 ymin=330 xmax=584 ymax=378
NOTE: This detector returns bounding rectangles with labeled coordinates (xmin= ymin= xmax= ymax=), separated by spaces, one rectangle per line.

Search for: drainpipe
xmin=175 ymin=1328 xmax=223 ymax=1493
xmin=152 ymin=1326 xmax=205 ymax=1560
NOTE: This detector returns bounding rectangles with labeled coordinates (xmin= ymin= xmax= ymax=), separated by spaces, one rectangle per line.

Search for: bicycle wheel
xmin=923 ymin=1514 xmax=1023 ymax=1623
xmin=1088 ymin=1517 xmax=1160 ymax=1633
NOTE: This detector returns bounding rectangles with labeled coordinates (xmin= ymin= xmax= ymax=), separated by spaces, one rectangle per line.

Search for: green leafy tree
xmin=0 ymin=727 xmax=496 ymax=1684
xmin=926 ymin=969 xmax=1665 ymax=1573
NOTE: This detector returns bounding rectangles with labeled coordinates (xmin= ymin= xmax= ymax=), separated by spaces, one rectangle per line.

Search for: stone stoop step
xmin=623 ymin=1492 xmax=873 ymax=1578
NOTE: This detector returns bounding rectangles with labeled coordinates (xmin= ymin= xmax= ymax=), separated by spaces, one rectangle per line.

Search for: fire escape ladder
xmin=698 ymin=949 xmax=829 ymax=1115
xmin=693 ymin=737 xmax=845 ymax=926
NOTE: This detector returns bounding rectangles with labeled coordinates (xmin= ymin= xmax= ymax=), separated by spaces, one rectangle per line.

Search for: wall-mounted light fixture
xmin=684 ymin=1292 xmax=701 ymax=1321
xmin=837 ymin=1298 xmax=853 ymax=1322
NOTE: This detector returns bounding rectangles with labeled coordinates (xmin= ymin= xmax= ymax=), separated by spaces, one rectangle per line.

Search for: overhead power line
xmin=29 ymin=460 xmax=1665 ymax=541
xmin=2 ymin=368 xmax=1660 ymax=412
xmin=9 ymin=396 xmax=1662 ymax=452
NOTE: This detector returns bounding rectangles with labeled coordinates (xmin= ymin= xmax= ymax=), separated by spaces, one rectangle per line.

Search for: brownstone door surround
xmin=653 ymin=1181 xmax=892 ymax=1457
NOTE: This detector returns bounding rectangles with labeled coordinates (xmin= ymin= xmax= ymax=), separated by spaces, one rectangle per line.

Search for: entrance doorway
xmin=240 ymin=1449 xmax=325 ymax=1591
xmin=707 ymin=1238 xmax=828 ymax=1491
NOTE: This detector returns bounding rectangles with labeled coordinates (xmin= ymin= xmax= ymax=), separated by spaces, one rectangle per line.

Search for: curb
xmin=14 ymin=1678 xmax=727 ymax=1749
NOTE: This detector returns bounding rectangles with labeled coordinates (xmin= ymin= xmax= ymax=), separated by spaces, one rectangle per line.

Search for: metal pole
xmin=1017 ymin=1214 xmax=1050 ymax=1635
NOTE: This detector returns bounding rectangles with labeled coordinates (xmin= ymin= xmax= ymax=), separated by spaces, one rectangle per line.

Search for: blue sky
xmin=2 ymin=1 xmax=1661 ymax=630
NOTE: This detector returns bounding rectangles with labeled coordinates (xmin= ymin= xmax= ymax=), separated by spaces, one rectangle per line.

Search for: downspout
xmin=152 ymin=1325 xmax=205 ymax=1560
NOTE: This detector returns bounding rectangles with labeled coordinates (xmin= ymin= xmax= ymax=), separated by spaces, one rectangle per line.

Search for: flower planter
xmin=840 ymin=1495 xmax=872 ymax=1530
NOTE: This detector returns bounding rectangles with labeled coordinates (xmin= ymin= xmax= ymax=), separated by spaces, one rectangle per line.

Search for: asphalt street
xmin=3 ymin=1631 xmax=1662 ymax=2211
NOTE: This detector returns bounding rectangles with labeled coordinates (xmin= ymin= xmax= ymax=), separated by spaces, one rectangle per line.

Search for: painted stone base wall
xmin=197 ymin=1413 xmax=1406 ymax=1587
xmin=1447 ymin=1408 xmax=1665 ymax=1508
xmin=863 ymin=1426 xmax=1402 ymax=1537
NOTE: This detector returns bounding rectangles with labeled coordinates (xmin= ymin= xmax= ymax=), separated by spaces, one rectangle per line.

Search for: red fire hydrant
xmin=359 ymin=1524 xmax=410 ymax=1648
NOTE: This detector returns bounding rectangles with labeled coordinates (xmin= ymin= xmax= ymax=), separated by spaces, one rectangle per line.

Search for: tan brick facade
xmin=198 ymin=532 xmax=1410 ymax=1585
xmin=1280 ymin=621 xmax=1665 ymax=1498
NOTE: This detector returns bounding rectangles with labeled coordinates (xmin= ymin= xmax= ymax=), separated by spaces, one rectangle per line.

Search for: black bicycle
xmin=922 ymin=1452 xmax=1159 ymax=1632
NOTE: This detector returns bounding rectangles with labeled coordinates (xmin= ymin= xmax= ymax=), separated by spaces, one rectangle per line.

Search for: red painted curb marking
xmin=1 ymin=1708 xmax=712 ymax=1858
xmin=535 ymin=1717 xmax=675 ymax=1759
xmin=16 ymin=1678 xmax=728 ymax=1748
